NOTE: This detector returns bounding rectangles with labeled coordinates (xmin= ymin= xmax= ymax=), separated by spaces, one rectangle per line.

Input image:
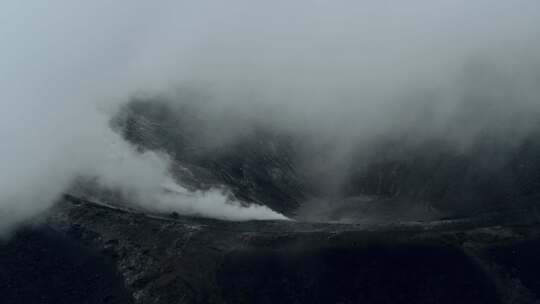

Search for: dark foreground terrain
xmin=3 ymin=196 xmax=540 ymax=304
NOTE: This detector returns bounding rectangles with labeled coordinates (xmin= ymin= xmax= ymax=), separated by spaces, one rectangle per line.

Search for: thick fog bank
xmin=1 ymin=1 xmax=540 ymax=231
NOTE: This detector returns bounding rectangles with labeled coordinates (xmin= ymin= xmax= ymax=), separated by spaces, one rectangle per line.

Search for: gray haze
xmin=1 ymin=1 xmax=540 ymax=232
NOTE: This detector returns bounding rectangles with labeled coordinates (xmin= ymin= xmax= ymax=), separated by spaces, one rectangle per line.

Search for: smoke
xmin=0 ymin=1 xmax=290 ymax=234
xmin=1 ymin=1 xmax=540 ymax=231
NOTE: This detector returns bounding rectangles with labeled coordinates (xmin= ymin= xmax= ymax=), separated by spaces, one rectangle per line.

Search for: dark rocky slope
xmin=0 ymin=223 xmax=132 ymax=304
xmin=114 ymin=98 xmax=540 ymax=221
xmin=3 ymin=196 xmax=540 ymax=303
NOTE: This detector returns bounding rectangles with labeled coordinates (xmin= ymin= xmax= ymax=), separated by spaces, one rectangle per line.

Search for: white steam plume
xmin=0 ymin=1 xmax=287 ymax=234
xmin=86 ymin=133 xmax=287 ymax=221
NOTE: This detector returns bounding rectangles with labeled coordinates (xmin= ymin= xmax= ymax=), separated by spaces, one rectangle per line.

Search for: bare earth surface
xmin=3 ymin=196 xmax=540 ymax=303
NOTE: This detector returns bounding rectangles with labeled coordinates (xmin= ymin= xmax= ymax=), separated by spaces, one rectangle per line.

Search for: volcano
xmin=3 ymin=99 xmax=540 ymax=303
